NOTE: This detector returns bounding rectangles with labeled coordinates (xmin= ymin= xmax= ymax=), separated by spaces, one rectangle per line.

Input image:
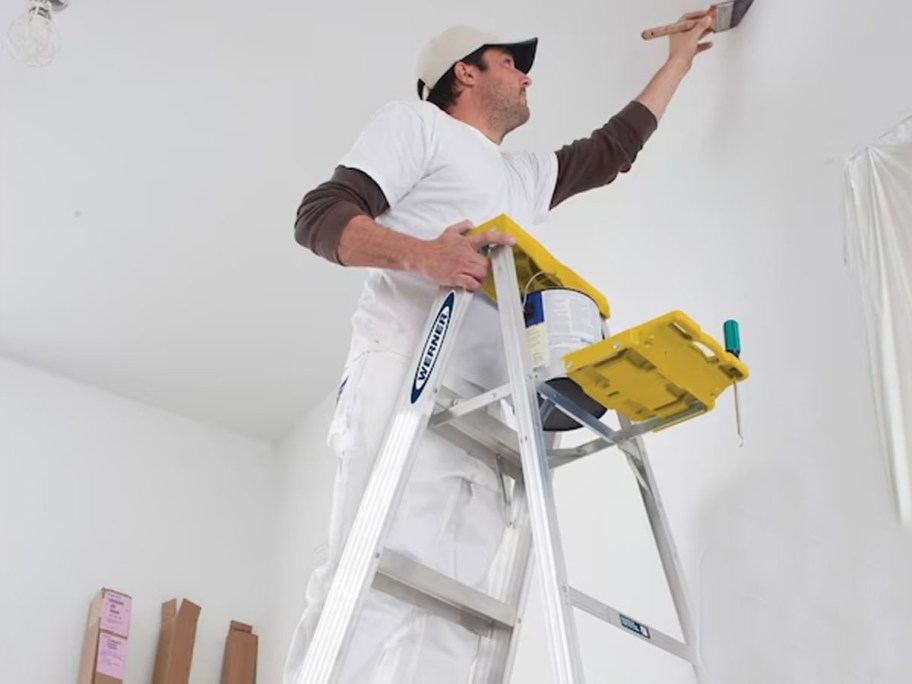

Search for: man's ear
xmin=453 ymin=61 xmax=477 ymax=89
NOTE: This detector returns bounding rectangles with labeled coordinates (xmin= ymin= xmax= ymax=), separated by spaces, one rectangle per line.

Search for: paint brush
xmin=641 ymin=0 xmax=754 ymax=40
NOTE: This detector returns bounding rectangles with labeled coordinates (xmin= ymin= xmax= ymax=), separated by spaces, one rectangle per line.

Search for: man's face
xmin=475 ymin=47 xmax=532 ymax=136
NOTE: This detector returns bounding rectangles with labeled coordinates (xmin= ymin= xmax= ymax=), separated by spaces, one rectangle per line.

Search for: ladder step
xmin=430 ymin=383 xmax=514 ymax=427
xmin=431 ymin=395 xmax=525 ymax=482
xmin=372 ymin=549 xmax=517 ymax=637
xmin=432 ymin=388 xmax=613 ymax=475
xmin=567 ymin=587 xmax=693 ymax=663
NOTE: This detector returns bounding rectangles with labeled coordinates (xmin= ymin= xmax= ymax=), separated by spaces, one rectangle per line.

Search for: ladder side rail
xmin=470 ymin=427 xmax=559 ymax=683
xmin=616 ymin=415 xmax=704 ymax=683
xmin=294 ymin=288 xmax=476 ymax=684
xmin=469 ymin=481 xmax=534 ymax=683
xmin=490 ymin=245 xmax=586 ymax=684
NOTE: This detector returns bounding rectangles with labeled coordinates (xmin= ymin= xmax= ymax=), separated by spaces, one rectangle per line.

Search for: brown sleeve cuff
xmin=550 ymin=100 xmax=658 ymax=209
xmin=294 ymin=166 xmax=390 ymax=264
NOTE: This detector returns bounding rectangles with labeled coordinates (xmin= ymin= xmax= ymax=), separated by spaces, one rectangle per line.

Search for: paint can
xmin=524 ymin=288 xmax=607 ymax=431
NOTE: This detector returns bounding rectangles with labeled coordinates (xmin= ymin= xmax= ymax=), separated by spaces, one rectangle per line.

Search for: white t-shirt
xmin=339 ymin=100 xmax=558 ymax=388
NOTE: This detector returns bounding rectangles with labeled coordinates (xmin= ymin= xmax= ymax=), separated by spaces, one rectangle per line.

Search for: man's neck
xmin=448 ymin=106 xmax=503 ymax=145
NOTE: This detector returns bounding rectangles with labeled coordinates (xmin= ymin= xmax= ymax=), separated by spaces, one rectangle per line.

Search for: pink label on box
xmin=97 ymin=633 xmax=128 ymax=680
xmin=101 ymin=591 xmax=132 ymax=637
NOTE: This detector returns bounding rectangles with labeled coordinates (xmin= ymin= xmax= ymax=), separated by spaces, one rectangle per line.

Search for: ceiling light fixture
xmin=8 ymin=0 xmax=69 ymax=68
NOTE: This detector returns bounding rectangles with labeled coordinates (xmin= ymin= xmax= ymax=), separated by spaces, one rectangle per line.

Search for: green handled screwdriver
xmin=724 ymin=320 xmax=744 ymax=447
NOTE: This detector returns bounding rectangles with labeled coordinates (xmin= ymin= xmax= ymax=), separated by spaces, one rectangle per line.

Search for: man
xmin=286 ymin=16 xmax=713 ymax=684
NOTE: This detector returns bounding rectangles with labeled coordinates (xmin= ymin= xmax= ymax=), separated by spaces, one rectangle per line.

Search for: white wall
xmin=0 ymin=356 xmax=276 ymax=683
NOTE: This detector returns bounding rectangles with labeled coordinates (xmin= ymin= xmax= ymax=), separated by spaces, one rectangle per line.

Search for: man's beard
xmin=482 ymin=86 xmax=530 ymax=138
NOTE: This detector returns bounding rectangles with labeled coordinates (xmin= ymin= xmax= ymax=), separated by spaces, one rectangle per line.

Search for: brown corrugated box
xmin=77 ymin=588 xmax=132 ymax=684
xmin=151 ymin=598 xmax=201 ymax=684
xmin=219 ymin=621 xmax=258 ymax=684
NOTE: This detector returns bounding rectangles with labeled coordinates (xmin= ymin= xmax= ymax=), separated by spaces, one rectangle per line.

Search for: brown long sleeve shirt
xmin=295 ymin=100 xmax=657 ymax=263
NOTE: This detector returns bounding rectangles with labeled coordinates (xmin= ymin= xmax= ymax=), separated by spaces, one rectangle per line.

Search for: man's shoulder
xmin=370 ymin=99 xmax=441 ymax=124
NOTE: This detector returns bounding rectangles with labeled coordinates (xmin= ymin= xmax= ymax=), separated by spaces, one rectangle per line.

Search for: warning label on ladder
xmin=619 ymin=614 xmax=651 ymax=639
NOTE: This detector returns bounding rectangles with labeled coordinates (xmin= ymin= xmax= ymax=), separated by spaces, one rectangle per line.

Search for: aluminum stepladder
xmin=295 ymin=214 xmax=749 ymax=684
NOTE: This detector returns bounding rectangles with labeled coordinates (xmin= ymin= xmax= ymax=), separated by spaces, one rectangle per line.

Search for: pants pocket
xmin=327 ymin=352 xmax=371 ymax=452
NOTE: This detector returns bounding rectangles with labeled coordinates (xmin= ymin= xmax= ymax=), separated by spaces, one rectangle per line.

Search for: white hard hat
xmin=416 ymin=26 xmax=538 ymax=100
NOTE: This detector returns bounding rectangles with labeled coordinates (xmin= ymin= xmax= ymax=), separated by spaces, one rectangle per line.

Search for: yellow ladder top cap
xmin=468 ymin=214 xmax=611 ymax=318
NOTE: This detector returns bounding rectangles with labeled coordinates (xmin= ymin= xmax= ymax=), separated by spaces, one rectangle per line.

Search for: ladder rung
xmin=433 ymin=424 xmax=525 ymax=485
xmin=373 ymin=550 xmax=517 ymax=637
xmin=548 ymin=439 xmax=612 ymax=466
xmin=430 ymin=403 xmax=525 ymax=482
xmin=433 ymin=396 xmax=621 ymax=473
xmin=430 ymin=383 xmax=513 ymax=427
xmin=567 ymin=587 xmax=693 ymax=663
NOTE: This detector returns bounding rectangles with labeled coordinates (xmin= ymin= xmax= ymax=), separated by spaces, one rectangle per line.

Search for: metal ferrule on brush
xmin=713 ymin=1 xmax=734 ymax=31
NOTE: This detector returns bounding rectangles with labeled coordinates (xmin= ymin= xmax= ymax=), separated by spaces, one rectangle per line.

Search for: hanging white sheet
xmin=844 ymin=115 xmax=912 ymax=524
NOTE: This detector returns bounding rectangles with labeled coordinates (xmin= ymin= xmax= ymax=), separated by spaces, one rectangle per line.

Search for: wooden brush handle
xmin=641 ymin=19 xmax=697 ymax=40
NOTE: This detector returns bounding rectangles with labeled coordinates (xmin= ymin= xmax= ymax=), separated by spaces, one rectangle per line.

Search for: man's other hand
xmin=668 ymin=10 xmax=715 ymax=69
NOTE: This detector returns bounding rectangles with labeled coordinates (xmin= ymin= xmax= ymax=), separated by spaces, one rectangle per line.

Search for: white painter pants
xmin=284 ymin=350 xmax=507 ymax=684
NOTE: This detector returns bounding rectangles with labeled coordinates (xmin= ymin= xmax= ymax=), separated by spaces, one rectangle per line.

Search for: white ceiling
xmin=0 ymin=0 xmax=383 ymax=442
xmin=2 ymin=0 xmax=911 ymax=446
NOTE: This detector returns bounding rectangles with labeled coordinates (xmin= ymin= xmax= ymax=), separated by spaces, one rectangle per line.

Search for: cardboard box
xmin=219 ymin=621 xmax=258 ymax=684
xmin=76 ymin=588 xmax=132 ymax=684
xmin=151 ymin=598 xmax=202 ymax=684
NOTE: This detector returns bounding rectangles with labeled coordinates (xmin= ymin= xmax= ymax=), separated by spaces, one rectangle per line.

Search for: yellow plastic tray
xmin=468 ymin=214 xmax=610 ymax=318
xmin=563 ymin=311 xmax=749 ymax=423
